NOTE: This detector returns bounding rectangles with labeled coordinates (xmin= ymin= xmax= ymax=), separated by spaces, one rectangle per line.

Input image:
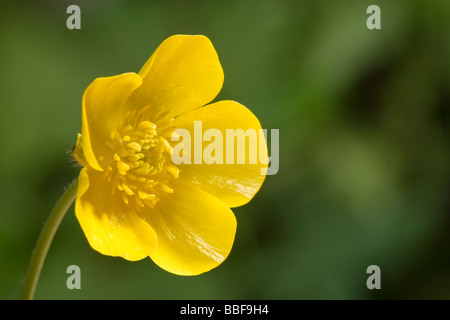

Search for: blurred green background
xmin=1 ymin=0 xmax=449 ymax=299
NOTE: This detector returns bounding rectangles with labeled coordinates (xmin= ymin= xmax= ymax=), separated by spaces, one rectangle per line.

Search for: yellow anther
xmin=106 ymin=117 xmax=178 ymax=208
xmin=138 ymin=190 xmax=156 ymax=200
xmin=166 ymin=164 xmax=179 ymax=179
xmin=105 ymin=141 xmax=115 ymax=150
xmin=122 ymin=184 xmax=134 ymax=196
xmin=159 ymin=183 xmax=173 ymax=194
xmin=127 ymin=142 xmax=142 ymax=152
xmin=117 ymin=161 xmax=130 ymax=172
xmin=138 ymin=121 xmax=157 ymax=131
xmin=136 ymin=167 xmax=150 ymax=175
xmin=122 ymin=192 xmax=129 ymax=205
xmin=128 ymin=154 xmax=140 ymax=163
xmin=135 ymin=196 xmax=145 ymax=208
xmin=118 ymin=148 xmax=128 ymax=157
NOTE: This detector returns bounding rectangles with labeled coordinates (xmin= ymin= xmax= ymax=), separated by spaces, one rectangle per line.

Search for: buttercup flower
xmin=73 ymin=35 xmax=267 ymax=275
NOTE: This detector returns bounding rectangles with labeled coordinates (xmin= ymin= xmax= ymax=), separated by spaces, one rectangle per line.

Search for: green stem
xmin=20 ymin=178 xmax=78 ymax=300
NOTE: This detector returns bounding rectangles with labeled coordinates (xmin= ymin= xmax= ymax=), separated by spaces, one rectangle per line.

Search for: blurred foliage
xmin=0 ymin=0 xmax=449 ymax=299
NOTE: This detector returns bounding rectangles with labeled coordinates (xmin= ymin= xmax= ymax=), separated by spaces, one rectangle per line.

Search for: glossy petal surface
xmin=82 ymin=73 xmax=142 ymax=171
xmin=173 ymin=100 xmax=268 ymax=207
xmin=141 ymin=180 xmax=237 ymax=275
xmin=76 ymin=167 xmax=157 ymax=261
xmin=130 ymin=35 xmax=224 ymax=117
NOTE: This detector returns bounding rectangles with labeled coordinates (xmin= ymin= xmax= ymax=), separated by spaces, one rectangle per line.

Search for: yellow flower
xmin=73 ymin=35 xmax=267 ymax=275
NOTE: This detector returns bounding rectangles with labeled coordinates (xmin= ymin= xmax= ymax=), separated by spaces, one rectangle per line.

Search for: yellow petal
xmin=82 ymin=73 xmax=142 ymax=171
xmin=130 ymin=35 xmax=224 ymax=117
xmin=75 ymin=167 xmax=157 ymax=261
xmin=173 ymin=100 xmax=268 ymax=208
xmin=140 ymin=180 xmax=237 ymax=275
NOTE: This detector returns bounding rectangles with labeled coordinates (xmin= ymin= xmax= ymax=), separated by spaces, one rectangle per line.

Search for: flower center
xmin=104 ymin=108 xmax=179 ymax=211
